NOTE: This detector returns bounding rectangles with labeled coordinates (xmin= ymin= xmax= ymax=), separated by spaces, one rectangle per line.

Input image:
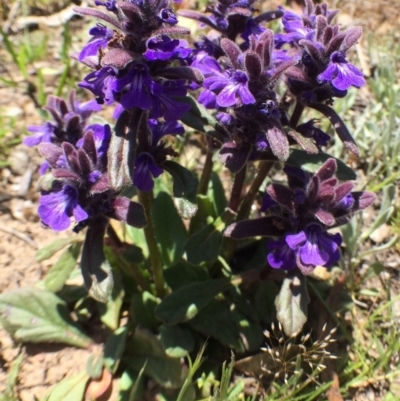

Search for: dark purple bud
xmin=244 ymin=51 xmax=262 ymax=77
xmin=77 ymin=149 xmax=93 ymax=177
xmin=315 ymin=158 xmax=337 ymax=181
xmin=325 ymin=32 xmax=346 ymax=56
xmin=299 ymin=39 xmax=322 ymax=63
xmin=315 ymin=15 xmax=327 ymax=42
xmin=340 ymin=26 xmax=362 ymax=53
xmin=220 ymin=38 xmax=241 ymax=69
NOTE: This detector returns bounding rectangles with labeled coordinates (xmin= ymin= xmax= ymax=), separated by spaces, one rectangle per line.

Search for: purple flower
xmin=204 ymin=69 xmax=255 ymax=108
xmin=150 ymin=80 xmax=191 ymax=121
xmin=94 ymin=0 xmax=117 ymax=12
xmin=24 ymin=122 xmax=54 ymax=146
xmin=318 ymin=51 xmax=365 ymax=91
xmin=79 ymin=67 xmax=117 ymax=105
xmin=267 ymin=237 xmax=297 ymax=270
xmin=79 ymin=24 xmax=113 ymax=61
xmin=133 ymin=153 xmax=164 ymax=191
xmin=286 ymin=223 xmax=342 ymax=272
xmin=38 ymin=184 xmax=88 ymax=231
xmin=158 ymin=8 xmax=178 ymax=25
xmin=113 ymin=63 xmax=157 ymax=110
xmin=144 ymin=35 xmax=191 ymax=61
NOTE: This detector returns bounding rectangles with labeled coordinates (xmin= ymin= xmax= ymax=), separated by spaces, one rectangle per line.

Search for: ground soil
xmin=0 ymin=1 xmax=399 ymax=400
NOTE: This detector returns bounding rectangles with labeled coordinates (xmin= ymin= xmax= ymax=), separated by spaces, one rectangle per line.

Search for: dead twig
xmin=0 ymin=226 xmax=38 ymax=249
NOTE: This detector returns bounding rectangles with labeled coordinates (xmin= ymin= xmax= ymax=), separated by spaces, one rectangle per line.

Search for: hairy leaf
xmin=44 ymin=243 xmax=82 ymax=292
xmin=0 ymin=288 xmax=91 ymax=348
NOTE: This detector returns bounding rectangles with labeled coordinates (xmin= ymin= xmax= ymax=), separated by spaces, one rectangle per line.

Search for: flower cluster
xmin=74 ymin=0 xmax=202 ymax=192
xmin=24 ymin=92 xmax=101 ymax=174
xmin=225 ymin=159 xmax=375 ymax=274
xmin=278 ymin=0 xmax=365 ymax=101
xmin=36 ymin=115 xmax=146 ymax=232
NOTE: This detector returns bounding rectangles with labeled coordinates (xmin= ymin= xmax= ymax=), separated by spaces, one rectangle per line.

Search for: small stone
xmin=370 ymin=224 xmax=391 ymax=243
xmin=8 ymin=149 xmax=30 ymax=176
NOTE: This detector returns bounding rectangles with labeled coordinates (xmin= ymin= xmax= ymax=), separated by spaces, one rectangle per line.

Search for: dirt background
xmin=0 ymin=0 xmax=399 ymax=400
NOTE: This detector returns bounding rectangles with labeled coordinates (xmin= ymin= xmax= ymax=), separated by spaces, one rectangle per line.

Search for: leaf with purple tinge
xmin=224 ymin=216 xmax=288 ymax=240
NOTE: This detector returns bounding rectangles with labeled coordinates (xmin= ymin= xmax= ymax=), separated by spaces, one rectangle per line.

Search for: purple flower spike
xmin=286 ymin=223 xmax=342 ymax=272
xmin=114 ymin=63 xmax=156 ymax=110
xmin=318 ymin=51 xmax=365 ymax=91
xmin=133 ymin=153 xmax=164 ymax=191
xmin=38 ymin=184 xmax=88 ymax=231
xmin=79 ymin=24 xmax=113 ymax=61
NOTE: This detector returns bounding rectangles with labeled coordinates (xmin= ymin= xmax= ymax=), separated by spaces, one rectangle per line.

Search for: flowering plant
xmin=3 ymin=0 xmax=378 ymax=397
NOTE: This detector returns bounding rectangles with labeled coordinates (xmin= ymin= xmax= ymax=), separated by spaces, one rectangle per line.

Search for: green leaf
xmin=86 ymin=354 xmax=104 ymax=379
xmin=164 ymin=262 xmax=210 ymax=291
xmin=155 ymin=278 xmax=230 ymax=325
xmin=45 ymin=371 xmax=89 ymax=401
xmin=130 ymin=291 xmax=161 ymax=331
xmin=81 ymin=224 xmax=113 ymax=303
xmin=125 ymin=328 xmax=186 ymax=389
xmin=163 ymin=160 xmax=198 ymax=219
xmin=209 ymin=172 xmax=228 ymax=217
xmin=44 ymin=243 xmax=82 ymax=292
xmin=0 ymin=287 xmax=92 ymax=348
xmin=184 ymin=223 xmax=223 ymax=266
xmin=97 ymin=270 xmax=125 ymax=330
xmin=35 ymin=237 xmax=83 ymax=262
xmin=275 ymin=272 xmax=310 ymax=337
xmin=104 ymin=326 xmax=128 ymax=374
xmin=189 ymin=299 xmax=264 ymax=353
xmin=254 ymin=281 xmax=278 ymax=326
xmin=361 ymin=184 xmax=395 ymax=240
xmin=285 ymin=149 xmax=356 ymax=181
xmin=118 ymin=368 xmax=144 ymax=401
xmin=160 ymin=325 xmax=195 ymax=358
xmin=153 ymin=192 xmax=187 ymax=265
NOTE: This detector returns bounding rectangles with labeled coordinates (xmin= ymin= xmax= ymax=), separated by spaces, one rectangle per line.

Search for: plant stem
xmin=138 ymin=190 xmax=165 ymax=297
xmin=228 ymin=165 xmax=247 ymax=213
xmin=236 ymin=161 xmax=274 ymax=222
xmin=289 ymin=101 xmax=305 ymax=128
xmin=197 ymin=138 xmax=214 ymax=196
xmin=222 ymin=162 xmax=273 ymax=262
